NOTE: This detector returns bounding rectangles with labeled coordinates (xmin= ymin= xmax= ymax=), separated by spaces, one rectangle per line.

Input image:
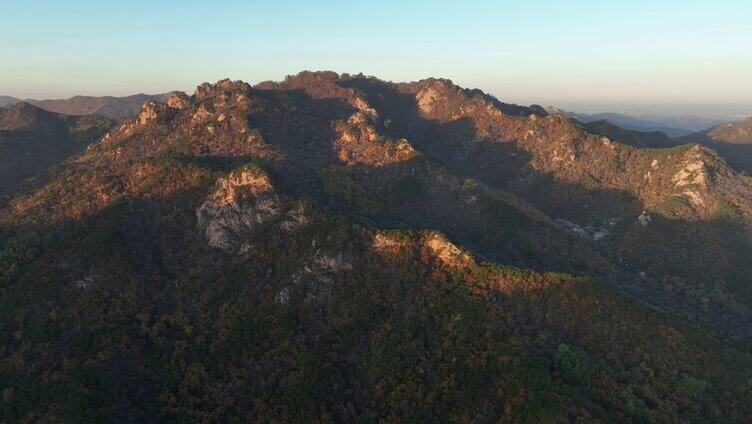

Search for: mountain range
xmin=558 ymin=110 xmax=728 ymax=138
xmin=1 ymin=72 xmax=751 ymax=422
xmin=0 ymin=93 xmax=169 ymax=119
xmin=556 ymin=110 xmax=752 ymax=174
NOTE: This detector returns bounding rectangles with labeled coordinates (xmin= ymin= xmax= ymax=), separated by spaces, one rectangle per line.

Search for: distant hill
xmin=27 ymin=93 xmax=170 ymax=119
xmin=651 ymin=115 xmax=728 ymax=133
xmin=677 ymin=117 xmax=752 ymax=172
xmin=582 ymin=120 xmax=676 ymax=148
xmin=0 ymin=95 xmax=20 ymax=107
xmin=684 ymin=117 xmax=752 ymax=145
xmin=562 ymin=110 xmax=752 ymax=174
xmin=0 ymin=93 xmax=169 ymax=119
xmin=557 ymin=110 xmax=723 ymax=138
xmin=0 ymin=102 xmax=113 ymax=194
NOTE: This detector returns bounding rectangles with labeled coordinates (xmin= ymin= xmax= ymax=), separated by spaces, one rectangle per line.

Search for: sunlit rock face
xmin=196 ymin=165 xmax=282 ymax=250
xmin=197 ymin=164 xmax=311 ymax=251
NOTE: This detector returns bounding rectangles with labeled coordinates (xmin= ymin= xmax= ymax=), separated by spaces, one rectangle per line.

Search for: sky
xmin=1 ymin=0 xmax=751 ymax=118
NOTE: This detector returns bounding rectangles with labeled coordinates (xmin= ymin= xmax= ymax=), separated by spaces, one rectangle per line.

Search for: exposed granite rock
xmin=637 ymin=210 xmax=651 ymax=226
xmin=334 ymin=113 xmax=418 ymax=166
xmin=197 ymin=164 xmax=311 ymax=251
xmin=415 ymin=83 xmax=444 ymax=114
xmin=137 ymin=101 xmax=160 ymax=125
xmin=196 ymin=165 xmax=282 ymax=250
xmin=165 ymin=91 xmax=191 ymax=110
xmin=371 ymin=232 xmax=412 ymax=257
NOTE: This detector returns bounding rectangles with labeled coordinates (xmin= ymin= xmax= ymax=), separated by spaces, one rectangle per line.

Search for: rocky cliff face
xmin=197 ymin=165 xmax=282 ymax=250
xmin=197 ymin=165 xmax=309 ymax=252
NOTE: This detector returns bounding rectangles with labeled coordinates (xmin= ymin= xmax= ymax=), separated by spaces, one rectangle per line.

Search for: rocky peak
xmin=197 ymin=165 xmax=281 ymax=250
xmin=409 ymin=77 xmax=545 ymax=125
xmin=137 ymin=101 xmax=161 ymax=125
xmin=217 ymin=78 xmax=252 ymax=92
xmin=370 ymin=231 xmax=475 ymax=269
xmin=132 ymin=99 xmax=185 ymax=130
xmin=165 ymin=91 xmax=191 ymax=110
xmin=416 ymin=78 xmax=456 ymax=92
xmin=672 ymin=146 xmax=714 ymax=189
xmin=661 ymin=144 xmax=736 ymax=212
xmin=685 ymin=145 xmax=730 ymax=176
xmin=207 ymin=165 xmax=275 ymax=206
xmin=195 ymin=79 xmax=251 ymax=102
xmin=259 ymin=71 xmax=378 ymax=118
xmin=413 ymin=79 xmax=460 ymax=115
xmin=197 ymin=165 xmax=310 ymax=251
xmin=334 ymin=113 xmax=418 ymax=165
xmin=282 ymin=70 xmax=343 ymax=86
xmin=195 ymin=82 xmax=214 ymax=100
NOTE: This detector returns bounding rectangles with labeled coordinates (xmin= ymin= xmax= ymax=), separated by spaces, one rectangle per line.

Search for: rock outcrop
xmin=196 ymin=165 xmax=283 ymax=250
xmin=421 ymin=231 xmax=474 ymax=269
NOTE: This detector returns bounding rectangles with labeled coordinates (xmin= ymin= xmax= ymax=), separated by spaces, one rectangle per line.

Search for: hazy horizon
xmin=2 ymin=0 xmax=750 ymax=119
xmin=3 ymin=74 xmax=749 ymax=121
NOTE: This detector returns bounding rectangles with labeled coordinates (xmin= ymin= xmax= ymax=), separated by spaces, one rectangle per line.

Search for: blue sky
xmin=1 ymin=0 xmax=751 ymax=117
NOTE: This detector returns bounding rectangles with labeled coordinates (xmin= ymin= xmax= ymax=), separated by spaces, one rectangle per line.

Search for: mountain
xmin=0 ymin=102 xmax=113 ymax=195
xmin=564 ymin=110 xmax=751 ymax=172
xmin=654 ymin=115 xmax=728 ymax=133
xmin=27 ymin=93 xmax=170 ymax=120
xmin=582 ymin=119 xmax=676 ymax=148
xmin=559 ymin=110 xmax=721 ymax=138
xmin=346 ymin=76 xmax=752 ymax=332
xmin=681 ymin=117 xmax=752 ymax=145
xmin=1 ymin=72 xmax=752 ymax=422
xmin=0 ymin=95 xmax=20 ymax=107
xmin=0 ymin=93 xmax=170 ymax=119
xmin=677 ymin=118 xmax=752 ymax=172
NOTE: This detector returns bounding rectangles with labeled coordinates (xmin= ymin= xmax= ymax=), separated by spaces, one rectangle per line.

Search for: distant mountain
xmin=0 ymin=93 xmax=170 ymax=119
xmin=0 ymin=102 xmax=113 ymax=194
xmin=560 ymin=109 xmax=752 ymax=172
xmin=556 ymin=109 xmax=721 ymax=138
xmin=641 ymin=114 xmax=728 ymax=133
xmin=582 ymin=119 xmax=676 ymax=148
xmin=27 ymin=93 xmax=170 ymax=120
xmin=677 ymin=117 xmax=752 ymax=172
xmin=0 ymin=95 xmax=20 ymax=107
xmin=685 ymin=117 xmax=752 ymax=145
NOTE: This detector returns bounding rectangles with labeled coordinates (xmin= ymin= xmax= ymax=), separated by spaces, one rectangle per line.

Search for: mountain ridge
xmin=6 ymin=71 xmax=752 ymax=334
xmin=555 ymin=109 xmax=735 ymax=138
xmin=676 ymin=117 xmax=752 ymax=173
xmin=0 ymin=102 xmax=114 ymax=195
xmin=0 ymin=92 xmax=170 ymax=119
xmin=2 ymin=71 xmax=752 ymax=422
